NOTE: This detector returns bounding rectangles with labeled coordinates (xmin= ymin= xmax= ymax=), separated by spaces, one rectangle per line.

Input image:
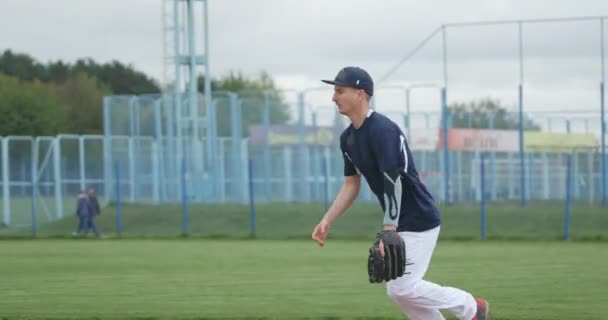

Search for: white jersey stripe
xmin=400 ymin=134 xmax=408 ymax=173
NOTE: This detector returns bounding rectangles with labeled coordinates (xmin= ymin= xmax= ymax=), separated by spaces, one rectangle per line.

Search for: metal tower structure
xmin=162 ymin=0 xmax=213 ymax=200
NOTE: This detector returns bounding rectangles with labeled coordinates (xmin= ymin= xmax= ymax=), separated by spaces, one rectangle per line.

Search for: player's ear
xmin=358 ymin=89 xmax=366 ymax=102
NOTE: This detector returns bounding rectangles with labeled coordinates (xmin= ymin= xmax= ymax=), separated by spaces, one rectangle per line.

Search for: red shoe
xmin=472 ymin=298 xmax=490 ymax=320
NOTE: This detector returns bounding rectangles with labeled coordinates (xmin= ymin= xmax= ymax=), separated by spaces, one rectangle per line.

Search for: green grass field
xmin=2 ymin=200 xmax=607 ymax=240
xmin=1 ymin=239 xmax=606 ymax=319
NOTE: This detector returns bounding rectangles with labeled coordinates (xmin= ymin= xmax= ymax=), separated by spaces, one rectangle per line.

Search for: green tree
xmin=45 ymin=60 xmax=71 ymax=83
xmin=197 ymin=71 xmax=290 ymax=137
xmin=0 ymin=75 xmax=67 ymax=136
xmin=0 ymin=50 xmax=46 ymax=82
xmin=0 ymin=50 xmax=162 ymax=135
xmin=0 ymin=50 xmax=161 ymax=94
xmin=448 ymin=98 xmax=540 ymax=130
xmin=71 ymin=58 xmax=160 ymax=94
xmin=57 ymin=72 xmax=111 ymax=134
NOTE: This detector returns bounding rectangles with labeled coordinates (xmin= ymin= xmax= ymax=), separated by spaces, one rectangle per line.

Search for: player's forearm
xmin=382 ymin=169 xmax=402 ymax=227
xmin=322 ymin=179 xmax=360 ymax=225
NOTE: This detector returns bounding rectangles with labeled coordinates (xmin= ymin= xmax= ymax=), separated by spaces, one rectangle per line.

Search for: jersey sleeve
xmin=340 ymin=133 xmax=359 ymax=176
xmin=371 ymin=125 xmax=407 ymax=226
xmin=371 ymin=126 xmax=406 ymax=173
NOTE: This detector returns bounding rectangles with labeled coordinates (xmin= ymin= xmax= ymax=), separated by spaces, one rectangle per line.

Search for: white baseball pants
xmin=386 ymin=226 xmax=477 ymax=320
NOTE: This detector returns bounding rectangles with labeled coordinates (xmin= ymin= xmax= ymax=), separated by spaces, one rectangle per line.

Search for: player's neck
xmin=349 ymin=104 xmax=371 ymax=129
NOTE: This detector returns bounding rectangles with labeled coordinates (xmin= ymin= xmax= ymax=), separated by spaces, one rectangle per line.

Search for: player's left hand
xmin=378 ymin=226 xmax=397 ymax=257
xmin=367 ymin=229 xmax=407 ymax=283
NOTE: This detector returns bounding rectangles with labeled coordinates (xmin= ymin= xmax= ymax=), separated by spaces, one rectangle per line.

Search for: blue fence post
xmin=601 ymin=80 xmax=606 ymax=206
xmin=297 ymin=92 xmax=310 ymax=202
xmin=518 ymin=84 xmax=527 ymax=206
xmin=527 ymin=154 xmax=534 ymax=200
xmin=248 ymin=159 xmax=257 ymax=238
xmin=31 ymin=161 xmax=37 ymax=238
xmin=600 ymin=19 xmax=606 ymax=206
xmin=441 ymin=87 xmax=450 ymax=205
xmin=262 ymin=93 xmax=272 ymax=202
xmin=21 ymin=162 xmax=26 ymax=195
xmin=114 ymin=161 xmax=122 ymax=237
xmin=323 ymin=154 xmax=329 ymax=213
xmin=564 ymin=154 xmax=572 ymax=240
xmin=480 ymin=153 xmax=486 ymax=240
xmin=181 ymin=158 xmax=189 ymax=236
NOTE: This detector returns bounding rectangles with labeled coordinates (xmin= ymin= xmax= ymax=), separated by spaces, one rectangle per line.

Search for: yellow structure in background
xmin=525 ymin=132 xmax=598 ymax=153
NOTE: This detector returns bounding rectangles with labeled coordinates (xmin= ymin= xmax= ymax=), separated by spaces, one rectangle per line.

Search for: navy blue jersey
xmin=340 ymin=110 xmax=440 ymax=232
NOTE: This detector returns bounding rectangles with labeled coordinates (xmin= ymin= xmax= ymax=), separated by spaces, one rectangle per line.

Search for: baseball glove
xmin=367 ymin=230 xmax=407 ymax=283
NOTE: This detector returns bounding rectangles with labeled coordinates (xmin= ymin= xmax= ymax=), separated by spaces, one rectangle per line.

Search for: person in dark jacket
xmin=84 ymin=188 xmax=101 ymax=238
xmin=72 ymin=191 xmax=88 ymax=236
xmin=87 ymin=188 xmax=101 ymax=216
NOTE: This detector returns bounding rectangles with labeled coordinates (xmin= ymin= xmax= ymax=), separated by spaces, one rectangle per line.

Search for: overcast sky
xmin=2 ymin=0 xmax=608 ymax=124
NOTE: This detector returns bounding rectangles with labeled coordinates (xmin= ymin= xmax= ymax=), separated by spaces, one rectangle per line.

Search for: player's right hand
xmin=312 ymin=220 xmax=330 ymax=247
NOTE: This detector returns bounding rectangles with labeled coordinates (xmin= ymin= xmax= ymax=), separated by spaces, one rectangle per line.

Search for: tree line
xmin=0 ymin=49 xmax=292 ymax=137
xmin=0 ymin=49 xmax=161 ymax=136
xmin=0 ymin=49 xmax=536 ymax=137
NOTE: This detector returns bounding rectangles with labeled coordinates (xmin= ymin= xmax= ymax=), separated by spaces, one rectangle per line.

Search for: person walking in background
xmin=84 ymin=188 xmax=102 ymax=238
xmin=87 ymin=188 xmax=101 ymax=217
xmin=72 ymin=191 xmax=89 ymax=236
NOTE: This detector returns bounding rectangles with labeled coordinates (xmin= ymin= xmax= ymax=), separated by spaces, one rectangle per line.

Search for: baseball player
xmin=311 ymin=66 xmax=489 ymax=320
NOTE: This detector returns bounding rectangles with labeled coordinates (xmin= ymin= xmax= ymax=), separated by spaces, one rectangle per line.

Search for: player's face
xmin=332 ymin=86 xmax=365 ymax=115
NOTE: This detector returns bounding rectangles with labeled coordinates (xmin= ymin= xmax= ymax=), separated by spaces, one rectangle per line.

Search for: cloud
xmin=1 ymin=0 xmax=608 ymax=113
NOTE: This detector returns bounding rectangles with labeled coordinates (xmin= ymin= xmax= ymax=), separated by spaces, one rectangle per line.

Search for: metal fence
xmin=1 ymin=94 xmax=606 ymax=229
xmin=2 ymin=16 xmax=607 ymax=238
xmin=100 ymin=91 xmax=607 ymax=204
xmin=1 ymin=135 xmax=105 ymax=227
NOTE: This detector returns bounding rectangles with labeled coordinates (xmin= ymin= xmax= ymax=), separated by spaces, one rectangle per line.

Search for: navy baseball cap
xmin=321 ymin=66 xmax=374 ymax=96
